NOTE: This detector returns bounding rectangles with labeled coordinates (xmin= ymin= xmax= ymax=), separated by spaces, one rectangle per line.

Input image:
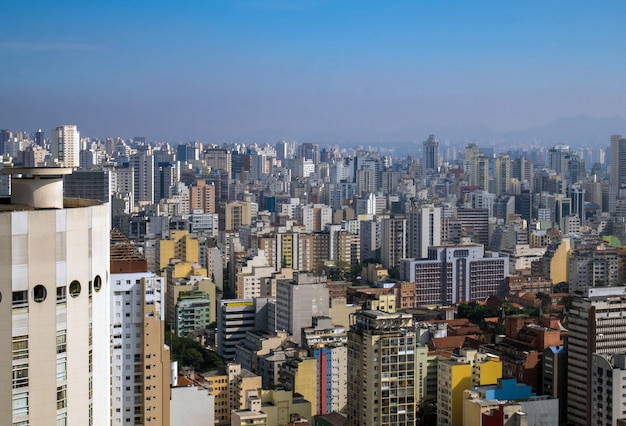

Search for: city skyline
xmin=2 ymin=1 xmax=626 ymax=144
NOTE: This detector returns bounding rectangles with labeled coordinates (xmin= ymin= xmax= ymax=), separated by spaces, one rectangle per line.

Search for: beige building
xmin=347 ymin=310 xmax=429 ymax=426
xmin=203 ymin=363 xmax=262 ymax=425
xmin=0 ymin=168 xmax=110 ymax=425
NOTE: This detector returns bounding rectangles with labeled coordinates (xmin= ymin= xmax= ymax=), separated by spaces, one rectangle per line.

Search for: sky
xmin=1 ymin=0 xmax=626 ymax=145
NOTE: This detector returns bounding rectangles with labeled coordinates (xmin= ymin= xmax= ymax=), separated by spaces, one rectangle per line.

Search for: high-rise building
xmin=0 ymin=167 xmax=110 ymax=425
xmin=423 ymin=134 xmax=440 ymax=172
xmin=471 ymin=153 xmax=489 ymax=190
xmin=346 ymin=310 xmax=428 ymax=426
xmin=110 ymin=229 xmax=170 ymax=425
xmin=204 ymin=147 xmax=232 ymax=176
xmin=407 ymin=203 xmax=441 ymax=259
xmin=567 ymin=287 xmax=626 ymax=426
xmin=34 ymin=128 xmax=44 ymax=147
xmin=51 ymin=125 xmax=80 ymax=168
xmin=130 ymin=145 xmax=154 ymax=205
xmin=609 ymin=135 xmax=626 ymax=212
xmin=494 ymin=153 xmax=511 ymax=196
xmin=380 ymin=215 xmax=406 ymax=269
xmin=275 ymin=273 xmax=329 ymax=345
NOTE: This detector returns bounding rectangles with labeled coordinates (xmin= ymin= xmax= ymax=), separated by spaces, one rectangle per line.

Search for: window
xmin=12 ymin=291 xmax=28 ymax=309
xmin=57 ymin=358 xmax=67 ymax=382
xmin=32 ymin=285 xmax=47 ymax=303
xmin=69 ymin=281 xmax=81 ymax=298
xmin=12 ymin=392 xmax=28 ymax=417
xmin=12 ymin=336 xmax=28 ymax=360
xmin=57 ymin=385 xmax=67 ymax=409
xmin=57 ymin=286 xmax=66 ymax=304
xmin=56 ymin=330 xmax=67 ymax=354
xmin=12 ymin=364 xmax=28 ymax=388
xmin=94 ymin=275 xmax=102 ymax=292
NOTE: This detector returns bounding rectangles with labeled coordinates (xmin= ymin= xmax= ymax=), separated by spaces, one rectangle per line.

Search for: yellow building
xmin=437 ymin=350 xmax=502 ymax=426
xmin=279 ymin=357 xmax=318 ymax=415
xmin=462 ymin=390 xmax=523 ymax=426
xmin=550 ymin=237 xmax=570 ymax=284
xmin=159 ymin=229 xmax=200 ymax=270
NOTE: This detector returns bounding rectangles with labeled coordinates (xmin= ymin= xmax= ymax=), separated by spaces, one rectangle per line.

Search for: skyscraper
xmin=423 ymin=134 xmax=440 ymax=172
xmin=51 ymin=125 xmax=80 ymax=168
xmin=609 ymin=135 xmax=626 ymax=212
xmin=494 ymin=153 xmax=511 ymax=196
xmin=0 ymin=167 xmax=110 ymax=425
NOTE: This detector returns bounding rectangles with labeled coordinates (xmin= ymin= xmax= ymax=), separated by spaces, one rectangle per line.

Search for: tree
xmin=536 ymin=292 xmax=552 ymax=312
xmin=416 ymin=395 xmax=437 ymax=425
xmin=166 ymin=331 xmax=225 ymax=372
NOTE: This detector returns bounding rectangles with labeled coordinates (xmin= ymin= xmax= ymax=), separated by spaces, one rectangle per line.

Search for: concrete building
xmin=400 ymin=244 xmax=509 ymax=305
xmin=217 ymin=300 xmax=257 ymax=360
xmin=423 ymin=134 xmax=440 ymax=172
xmin=380 ymin=215 xmax=406 ymax=269
xmin=276 ymin=273 xmax=329 ymax=345
xmin=0 ymin=167 xmax=110 ymax=425
xmin=189 ymin=178 xmax=217 ymax=214
xmin=51 ymin=125 xmax=80 ymax=168
xmin=346 ymin=310 xmax=429 ymax=426
xmin=407 ymin=203 xmax=442 ymax=259
xmin=591 ymin=353 xmax=626 ymax=426
xmin=110 ymin=229 xmax=171 ymax=426
xmin=568 ymin=244 xmax=619 ymax=292
xmin=567 ymin=287 xmax=626 ymax=426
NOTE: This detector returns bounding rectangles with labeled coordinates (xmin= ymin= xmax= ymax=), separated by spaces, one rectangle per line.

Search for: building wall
xmin=0 ymin=199 xmax=110 ymax=426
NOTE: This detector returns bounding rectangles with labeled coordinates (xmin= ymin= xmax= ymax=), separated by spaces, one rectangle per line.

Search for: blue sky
xmin=1 ymin=0 xmax=626 ymax=143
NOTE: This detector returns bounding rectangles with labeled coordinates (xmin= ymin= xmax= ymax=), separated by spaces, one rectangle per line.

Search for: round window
xmin=33 ymin=285 xmax=47 ymax=303
xmin=94 ymin=275 xmax=102 ymax=292
xmin=69 ymin=280 xmax=81 ymax=298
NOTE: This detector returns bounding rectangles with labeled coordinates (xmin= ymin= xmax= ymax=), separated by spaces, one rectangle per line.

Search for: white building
xmin=51 ymin=125 xmax=80 ymax=168
xmin=0 ymin=167 xmax=110 ymax=425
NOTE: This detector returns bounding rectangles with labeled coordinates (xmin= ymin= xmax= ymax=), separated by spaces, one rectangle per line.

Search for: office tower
xmin=511 ymin=156 xmax=533 ymax=183
xmin=154 ymin=161 xmax=178 ymax=203
xmin=456 ymin=207 xmax=489 ymax=245
xmin=275 ymin=140 xmax=287 ymax=163
xmin=204 ymin=147 xmax=232 ymax=176
xmin=34 ymin=128 xmax=44 ymax=147
xmin=494 ymin=153 xmax=511 ymax=195
xmin=423 ymin=134 xmax=440 ymax=172
xmin=567 ymin=287 xmax=626 ymax=426
xmin=548 ymin=144 xmax=572 ymax=174
xmin=0 ymin=167 xmax=110 ymax=425
xmin=176 ymin=143 xmax=198 ymax=163
xmin=610 ymin=135 xmax=626 ymax=212
xmin=217 ymin=300 xmax=257 ymax=360
xmin=63 ymin=169 xmax=111 ymax=203
xmin=569 ymin=184 xmax=586 ymax=225
xmin=407 ymin=203 xmax=441 ymax=259
xmin=51 ymin=125 xmax=80 ymax=168
xmin=130 ymin=145 xmax=154 ymax=205
xmin=400 ymin=244 xmax=509 ymax=305
xmin=0 ymin=129 xmax=11 ymax=154
xmin=347 ymin=310 xmax=428 ymax=426
xmin=110 ymin=229 xmax=170 ymax=426
xmin=297 ymin=142 xmax=319 ymax=164
xmin=380 ymin=215 xmax=406 ymax=269
xmin=275 ymin=273 xmax=329 ymax=345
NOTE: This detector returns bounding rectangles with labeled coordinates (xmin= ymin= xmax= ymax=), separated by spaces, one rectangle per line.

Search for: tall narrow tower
xmin=0 ymin=167 xmax=110 ymax=425
xmin=423 ymin=134 xmax=440 ymax=172
xmin=51 ymin=125 xmax=80 ymax=168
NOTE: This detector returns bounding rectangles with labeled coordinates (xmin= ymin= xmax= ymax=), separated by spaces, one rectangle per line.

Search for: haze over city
xmin=2 ymin=1 xmax=626 ymax=145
